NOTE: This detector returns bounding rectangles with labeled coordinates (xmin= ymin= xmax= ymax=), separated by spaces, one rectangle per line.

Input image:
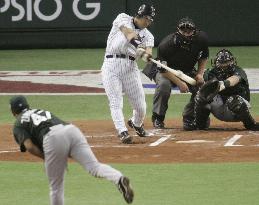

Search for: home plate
xmin=176 ymin=140 xmax=215 ymax=144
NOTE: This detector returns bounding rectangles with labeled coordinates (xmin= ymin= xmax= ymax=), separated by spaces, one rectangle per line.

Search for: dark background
xmin=0 ymin=0 xmax=258 ymax=48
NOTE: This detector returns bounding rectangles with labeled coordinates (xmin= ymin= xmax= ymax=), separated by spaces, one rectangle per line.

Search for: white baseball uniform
xmin=101 ymin=13 xmax=154 ymax=134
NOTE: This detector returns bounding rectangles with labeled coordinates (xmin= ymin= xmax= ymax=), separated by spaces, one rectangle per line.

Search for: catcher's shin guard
xmin=183 ymin=117 xmax=196 ymax=131
xmin=226 ymin=95 xmax=258 ymax=130
xmin=194 ymin=103 xmax=210 ymax=130
xmin=182 ymin=100 xmax=210 ymax=130
xmin=182 ymin=101 xmax=195 ymax=131
xmin=188 ymin=88 xmax=212 ymax=130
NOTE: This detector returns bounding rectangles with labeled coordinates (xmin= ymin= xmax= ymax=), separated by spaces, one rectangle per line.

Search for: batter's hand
xmin=141 ymin=53 xmax=152 ymax=62
xmin=178 ymin=81 xmax=189 ymax=93
xmin=136 ymin=48 xmax=145 ymax=58
xmin=195 ymin=74 xmax=204 ymax=86
xmin=136 ymin=48 xmax=152 ymax=62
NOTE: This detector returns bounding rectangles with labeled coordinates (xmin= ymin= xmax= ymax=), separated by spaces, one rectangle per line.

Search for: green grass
xmin=0 ymin=48 xmax=105 ymax=70
xmin=0 ymin=162 xmax=259 ymax=205
xmin=0 ymin=46 xmax=259 ymax=70
xmin=1 ymin=94 xmax=259 ymax=124
xmin=1 ymin=47 xmax=259 ymax=205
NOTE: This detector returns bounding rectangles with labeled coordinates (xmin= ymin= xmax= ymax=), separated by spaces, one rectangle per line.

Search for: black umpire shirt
xmin=157 ymin=30 xmax=209 ymax=75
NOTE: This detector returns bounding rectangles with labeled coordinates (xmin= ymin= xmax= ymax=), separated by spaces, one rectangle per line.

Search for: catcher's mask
xmin=212 ymin=49 xmax=237 ymax=73
xmin=177 ymin=17 xmax=196 ymax=45
xmin=10 ymin=95 xmax=30 ymax=115
xmin=136 ymin=4 xmax=155 ymax=22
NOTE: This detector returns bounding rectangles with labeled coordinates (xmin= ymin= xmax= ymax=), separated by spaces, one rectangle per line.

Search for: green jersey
xmin=204 ymin=66 xmax=250 ymax=102
xmin=13 ymin=109 xmax=67 ymax=152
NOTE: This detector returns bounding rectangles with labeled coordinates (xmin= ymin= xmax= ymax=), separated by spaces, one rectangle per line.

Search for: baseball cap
xmin=10 ymin=95 xmax=30 ymax=114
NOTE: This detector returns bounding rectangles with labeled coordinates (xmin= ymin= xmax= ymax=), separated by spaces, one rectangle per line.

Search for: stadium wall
xmin=0 ymin=0 xmax=258 ymax=48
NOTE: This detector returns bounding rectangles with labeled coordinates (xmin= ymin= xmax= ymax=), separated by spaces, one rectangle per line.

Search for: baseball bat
xmin=149 ymin=58 xmax=197 ymax=86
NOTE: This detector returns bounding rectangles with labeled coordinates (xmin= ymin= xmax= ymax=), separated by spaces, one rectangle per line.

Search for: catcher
xmin=185 ymin=49 xmax=259 ymax=131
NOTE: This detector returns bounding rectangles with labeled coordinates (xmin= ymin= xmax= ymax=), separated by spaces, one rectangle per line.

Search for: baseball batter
xmin=101 ymin=4 xmax=155 ymax=144
xmin=9 ymin=95 xmax=134 ymax=205
xmin=191 ymin=49 xmax=259 ymax=130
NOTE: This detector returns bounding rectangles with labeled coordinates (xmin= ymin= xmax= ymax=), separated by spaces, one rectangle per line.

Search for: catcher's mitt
xmin=196 ymin=79 xmax=220 ymax=103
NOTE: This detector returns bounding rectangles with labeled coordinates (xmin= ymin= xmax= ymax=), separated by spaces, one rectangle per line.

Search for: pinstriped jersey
xmin=105 ymin=13 xmax=154 ymax=57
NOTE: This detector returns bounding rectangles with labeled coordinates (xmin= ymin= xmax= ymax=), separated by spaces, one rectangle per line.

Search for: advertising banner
xmin=0 ymin=0 xmax=126 ymax=29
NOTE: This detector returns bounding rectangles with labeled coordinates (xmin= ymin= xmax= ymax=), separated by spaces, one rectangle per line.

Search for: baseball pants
xmin=210 ymin=94 xmax=251 ymax=121
xmin=43 ymin=124 xmax=122 ymax=205
xmin=102 ymin=57 xmax=146 ymax=134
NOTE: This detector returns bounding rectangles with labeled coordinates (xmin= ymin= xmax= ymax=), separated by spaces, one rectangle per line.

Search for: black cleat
xmin=118 ymin=176 xmax=134 ymax=204
xmin=118 ymin=131 xmax=132 ymax=144
xmin=247 ymin=123 xmax=259 ymax=131
xmin=127 ymin=119 xmax=146 ymax=137
xmin=153 ymin=119 xmax=165 ymax=129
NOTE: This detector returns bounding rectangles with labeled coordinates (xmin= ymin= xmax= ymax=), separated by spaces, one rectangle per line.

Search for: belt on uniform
xmin=106 ymin=54 xmax=135 ymax=61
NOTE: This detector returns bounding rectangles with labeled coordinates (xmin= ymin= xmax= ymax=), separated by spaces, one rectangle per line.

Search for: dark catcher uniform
xmin=204 ymin=66 xmax=250 ymax=122
xmin=143 ymin=29 xmax=209 ymax=128
xmin=191 ymin=49 xmax=259 ymax=131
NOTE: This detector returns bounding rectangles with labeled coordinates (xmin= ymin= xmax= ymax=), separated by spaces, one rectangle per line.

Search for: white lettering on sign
xmin=0 ymin=0 xmax=10 ymax=12
xmin=34 ymin=0 xmax=62 ymax=21
xmin=0 ymin=0 xmax=101 ymax=22
xmin=73 ymin=1 xmax=100 ymax=20
xmin=11 ymin=0 xmax=25 ymax=21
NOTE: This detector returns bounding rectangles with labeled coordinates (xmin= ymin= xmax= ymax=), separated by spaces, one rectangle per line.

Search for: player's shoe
xmin=152 ymin=119 xmax=165 ymax=129
xmin=248 ymin=122 xmax=259 ymax=131
xmin=118 ymin=176 xmax=134 ymax=204
xmin=127 ymin=119 xmax=146 ymax=137
xmin=118 ymin=131 xmax=132 ymax=144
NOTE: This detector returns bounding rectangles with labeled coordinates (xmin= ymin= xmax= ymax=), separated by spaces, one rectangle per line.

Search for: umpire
xmin=143 ymin=17 xmax=209 ymax=128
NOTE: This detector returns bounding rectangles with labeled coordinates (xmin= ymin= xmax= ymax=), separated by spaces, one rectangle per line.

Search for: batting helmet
xmin=136 ymin=4 xmax=155 ymax=21
xmin=10 ymin=95 xmax=29 ymax=114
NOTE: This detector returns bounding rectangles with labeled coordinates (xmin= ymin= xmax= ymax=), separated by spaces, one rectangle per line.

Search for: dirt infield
xmin=1 ymin=119 xmax=259 ymax=163
xmin=1 ymin=70 xmax=258 ymax=163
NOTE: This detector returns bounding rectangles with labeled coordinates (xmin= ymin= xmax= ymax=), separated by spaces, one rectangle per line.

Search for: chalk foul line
xmin=149 ymin=136 xmax=171 ymax=147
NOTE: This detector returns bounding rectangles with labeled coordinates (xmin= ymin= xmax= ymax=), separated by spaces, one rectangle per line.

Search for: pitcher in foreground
xmin=9 ymin=95 xmax=134 ymax=205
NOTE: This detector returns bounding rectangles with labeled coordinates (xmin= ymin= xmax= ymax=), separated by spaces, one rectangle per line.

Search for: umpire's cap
xmin=136 ymin=4 xmax=155 ymax=21
xmin=10 ymin=95 xmax=29 ymax=114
